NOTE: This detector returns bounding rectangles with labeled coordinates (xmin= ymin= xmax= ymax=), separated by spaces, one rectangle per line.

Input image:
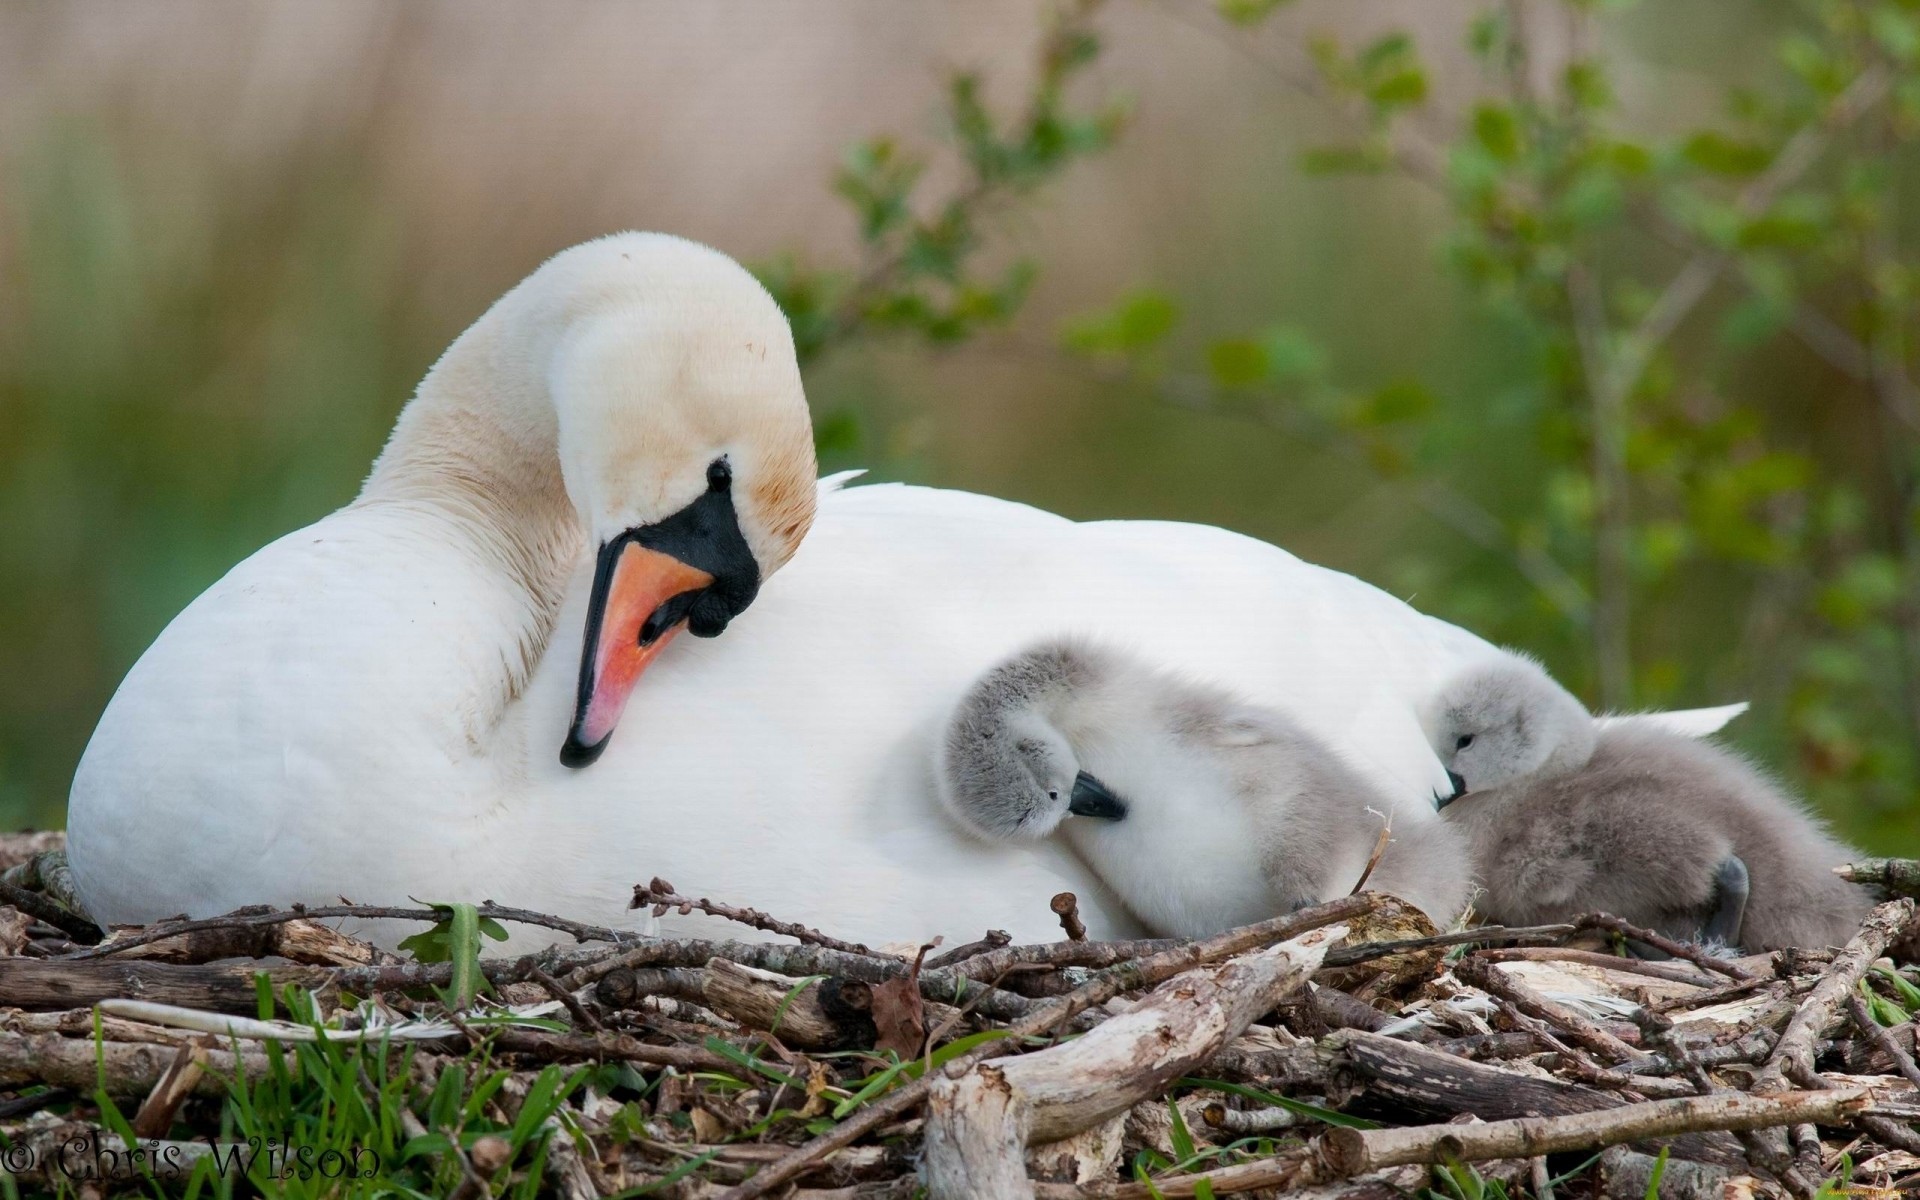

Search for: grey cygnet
xmin=936 ymin=638 xmax=1471 ymax=937
xmin=1427 ymin=651 xmax=1874 ymax=951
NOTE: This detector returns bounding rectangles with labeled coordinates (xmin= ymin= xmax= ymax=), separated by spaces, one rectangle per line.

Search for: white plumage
xmin=67 ymin=232 xmax=1518 ymax=950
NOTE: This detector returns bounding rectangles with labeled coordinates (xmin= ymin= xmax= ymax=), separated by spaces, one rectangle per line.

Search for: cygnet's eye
xmin=1047 ymin=789 xmax=1060 ymax=801
xmin=1456 ymin=734 xmax=1475 ymax=750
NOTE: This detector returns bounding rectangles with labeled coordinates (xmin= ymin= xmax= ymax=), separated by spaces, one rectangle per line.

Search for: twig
xmin=1348 ymin=816 xmax=1393 ymax=896
xmin=922 ymin=929 xmax=1012 ymax=970
xmin=1475 ymin=947 xmax=1717 ymax=987
xmin=1455 ymin=955 xmax=1646 ymax=1066
xmin=1752 ymin=898 xmax=1915 ymax=1094
xmin=1574 ymin=913 xmax=1758 ymax=981
xmin=1319 ymin=1089 xmax=1869 ymax=1176
xmin=527 ymin=961 xmax=604 ymax=1033
xmin=715 ymin=893 xmax=1374 ymax=1200
xmin=1837 ymin=858 xmax=1920 ymax=898
xmin=1846 ymin=991 xmax=1920 ymax=1091
xmin=632 ymin=878 xmax=875 ymax=956
xmin=1050 ymin=892 xmax=1088 ymax=942
xmin=65 ymin=901 xmax=639 ymax=961
xmin=0 ymin=879 xmax=99 ymax=944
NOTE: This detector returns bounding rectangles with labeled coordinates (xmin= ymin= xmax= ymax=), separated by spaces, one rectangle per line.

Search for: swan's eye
xmin=707 ymin=457 xmax=732 ymax=491
xmin=1456 ymin=734 xmax=1474 ymax=750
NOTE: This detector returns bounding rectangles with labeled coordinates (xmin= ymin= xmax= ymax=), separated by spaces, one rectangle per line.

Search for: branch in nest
xmin=1573 ymin=913 xmax=1757 ymax=981
xmin=1836 ymin=857 xmax=1920 ymax=898
xmin=631 ymin=878 xmax=875 ymax=955
xmin=1050 ymin=892 xmax=1088 ymax=942
xmin=1751 ymin=897 xmax=1916 ymax=1094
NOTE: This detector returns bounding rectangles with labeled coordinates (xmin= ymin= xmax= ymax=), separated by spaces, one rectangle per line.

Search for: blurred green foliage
xmin=3 ymin=0 xmax=1917 ymax=858
xmin=1061 ymin=0 xmax=1920 ymax=847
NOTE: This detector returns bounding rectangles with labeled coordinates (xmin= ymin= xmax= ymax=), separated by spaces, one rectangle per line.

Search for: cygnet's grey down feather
xmin=1428 ymin=652 xmax=1874 ymax=951
xmin=938 ymin=638 xmax=1471 ymax=936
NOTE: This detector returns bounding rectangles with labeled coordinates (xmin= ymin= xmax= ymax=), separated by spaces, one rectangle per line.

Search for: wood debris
xmin=0 ymin=829 xmax=1915 ymax=1198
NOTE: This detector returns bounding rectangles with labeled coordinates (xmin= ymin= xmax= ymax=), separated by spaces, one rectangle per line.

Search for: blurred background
xmin=3 ymin=1 xmax=1916 ymax=850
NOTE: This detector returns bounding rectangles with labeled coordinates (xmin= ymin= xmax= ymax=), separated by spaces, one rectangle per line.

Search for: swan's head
xmin=1426 ymin=651 xmax=1595 ymax=803
xmin=937 ymin=644 xmax=1130 ymax=841
xmin=543 ymin=235 xmax=816 ymax=766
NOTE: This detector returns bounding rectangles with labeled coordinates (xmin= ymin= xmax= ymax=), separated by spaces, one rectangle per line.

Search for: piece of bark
xmin=1476 ymin=947 xmax=1717 ymax=987
xmin=700 ymin=959 xmax=876 ymax=1050
xmin=1339 ymin=1030 xmax=1747 ymax=1168
xmin=1600 ymin=1146 xmax=1729 ymax=1200
xmin=1320 ymin=1088 xmax=1870 ymax=1176
xmin=0 ymin=958 xmax=335 ymax=1013
xmin=99 ymin=916 xmax=388 ymax=967
xmin=921 ymin=924 xmax=1342 ymax=1200
xmin=1455 ymin=956 xmax=1646 ymax=1065
xmin=132 ymin=1040 xmax=209 ymax=1137
xmin=0 ymin=905 xmax=34 ymax=955
xmin=1752 ymin=897 xmax=1916 ymax=1094
xmin=1026 ymin=1110 xmax=1128 ymax=1185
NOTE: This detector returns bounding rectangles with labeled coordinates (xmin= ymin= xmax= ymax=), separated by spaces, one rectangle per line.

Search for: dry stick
xmin=526 ymin=961 xmax=604 ymax=1032
xmin=1455 ymin=955 xmax=1646 ymax=1066
xmin=131 ymin=1040 xmax=209 ymax=1138
xmin=1348 ymin=1093 xmax=1869 ymax=1189
xmin=1320 ymin=922 xmax=1576 ymax=968
xmin=1647 ymin=971 xmax=1779 ymax=1016
xmin=1050 ymin=892 xmax=1088 ymax=942
xmin=1475 ymin=946 xmax=1718 ymax=987
xmin=66 ymin=901 xmax=640 ymax=961
xmin=714 ymin=893 xmax=1376 ymax=1200
xmin=561 ymin=936 xmax=1039 ymax=1023
xmin=1347 ymin=818 xmax=1394 ymax=895
xmin=1752 ymin=897 xmax=1917 ymax=1094
xmin=923 ymin=929 xmax=1013 ymax=971
xmin=954 ymin=936 xmax=1178 ymax=980
xmin=1573 ymin=913 xmax=1757 ymax=982
xmin=1846 ymin=991 xmax=1920 ymax=1090
xmin=1838 ymin=858 xmax=1920 ymax=898
xmin=630 ymin=878 xmax=875 ymax=956
xmin=922 ymin=924 xmax=1343 ymax=1199
xmin=1048 ymin=1090 xmax=1866 ymax=1200
xmin=0 ymin=879 xmax=99 ymax=943
xmin=0 ymin=1033 xmax=267 ymax=1097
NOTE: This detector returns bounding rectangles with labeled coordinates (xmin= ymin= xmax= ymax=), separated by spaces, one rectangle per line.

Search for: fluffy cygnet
xmin=936 ymin=639 xmax=1472 ymax=937
xmin=1427 ymin=651 xmax=1875 ymax=951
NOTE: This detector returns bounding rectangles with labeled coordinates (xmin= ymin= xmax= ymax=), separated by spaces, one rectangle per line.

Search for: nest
xmin=1 ymin=833 xmax=1917 ymax=1199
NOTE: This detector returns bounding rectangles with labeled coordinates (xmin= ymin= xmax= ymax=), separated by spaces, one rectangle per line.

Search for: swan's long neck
xmin=357 ymin=294 xmax=587 ymax=715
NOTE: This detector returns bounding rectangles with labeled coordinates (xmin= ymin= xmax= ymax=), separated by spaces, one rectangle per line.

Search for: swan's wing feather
xmin=817 ymin=469 xmax=868 ymax=493
xmin=1597 ymin=702 xmax=1749 ymax=738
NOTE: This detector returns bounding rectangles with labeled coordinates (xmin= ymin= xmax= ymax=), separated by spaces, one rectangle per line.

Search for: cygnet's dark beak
xmin=1434 ymin=770 xmax=1469 ymax=811
xmin=1067 ymin=771 xmax=1129 ymax=821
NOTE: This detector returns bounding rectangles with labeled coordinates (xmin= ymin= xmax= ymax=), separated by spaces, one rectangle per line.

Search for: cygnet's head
xmin=1427 ymin=652 xmax=1596 ymax=802
xmin=937 ymin=643 xmax=1131 ymax=841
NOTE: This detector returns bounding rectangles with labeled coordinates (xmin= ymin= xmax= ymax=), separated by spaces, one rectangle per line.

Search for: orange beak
xmin=562 ymin=541 xmax=714 ymax=767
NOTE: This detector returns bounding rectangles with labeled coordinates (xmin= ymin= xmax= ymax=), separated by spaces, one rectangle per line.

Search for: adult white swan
xmin=69 ymin=233 xmax=1513 ymax=948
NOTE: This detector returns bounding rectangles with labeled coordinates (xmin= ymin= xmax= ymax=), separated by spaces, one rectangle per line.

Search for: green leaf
xmin=1060 ymin=290 xmax=1178 ymax=356
xmin=1683 ymin=131 xmax=1771 ymax=176
xmin=1262 ymin=326 xmax=1328 ymax=382
xmin=1215 ymin=0 xmax=1294 ymax=25
xmin=1471 ymin=104 xmax=1520 ymax=162
xmin=1207 ymin=339 xmax=1269 ymax=388
xmin=1353 ymin=380 xmax=1436 ymax=427
xmin=1643 ymin=1146 xmax=1670 ymax=1200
